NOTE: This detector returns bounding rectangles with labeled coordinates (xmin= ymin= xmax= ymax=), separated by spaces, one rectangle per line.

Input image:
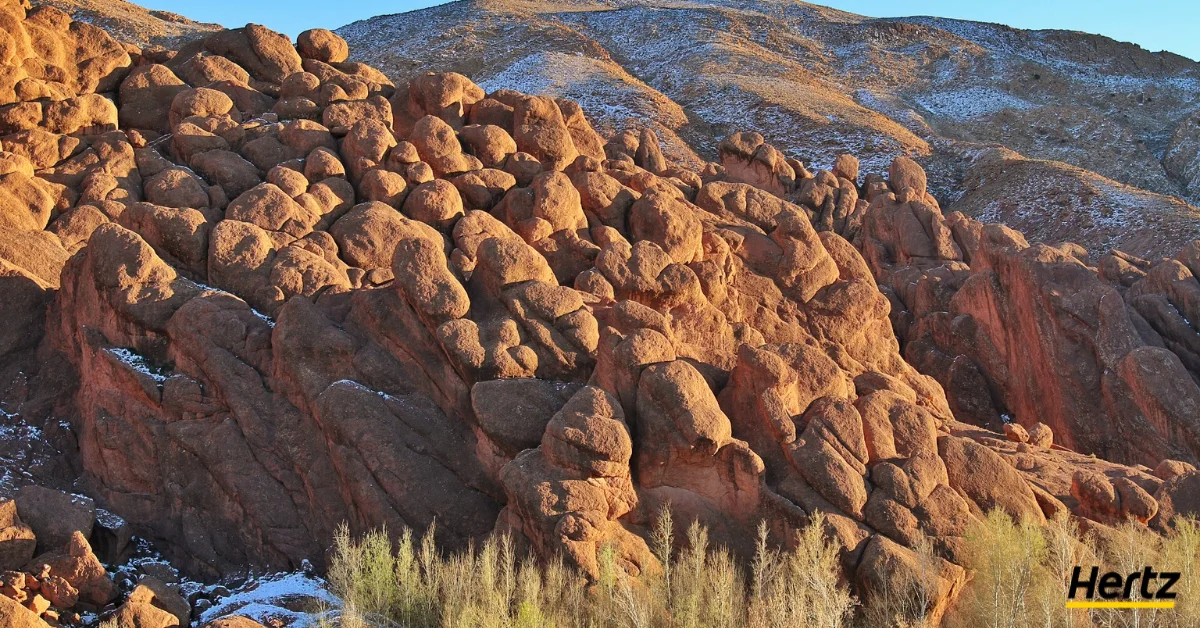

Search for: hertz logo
xmin=1067 ymin=566 xmax=1180 ymax=609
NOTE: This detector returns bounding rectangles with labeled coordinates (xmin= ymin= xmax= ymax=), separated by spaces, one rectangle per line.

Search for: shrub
xmin=322 ymin=510 xmax=855 ymax=628
xmin=1084 ymin=516 xmax=1200 ymax=628
xmin=963 ymin=509 xmax=1052 ymax=626
xmin=1160 ymin=517 xmax=1200 ymax=627
xmin=860 ymin=532 xmax=941 ymax=628
xmin=950 ymin=510 xmax=1200 ymax=628
xmin=744 ymin=513 xmax=858 ymax=627
xmin=319 ymin=510 xmax=1200 ymax=628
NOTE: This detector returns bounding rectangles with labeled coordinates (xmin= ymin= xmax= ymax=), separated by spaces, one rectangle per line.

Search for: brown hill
xmin=33 ymin=0 xmax=221 ymax=47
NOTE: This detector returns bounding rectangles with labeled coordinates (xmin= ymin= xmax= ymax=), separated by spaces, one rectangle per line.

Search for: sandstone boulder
xmin=0 ymin=595 xmax=50 ymax=628
xmin=512 ymin=95 xmax=577 ymax=172
xmin=0 ymin=501 xmax=35 ymax=571
xmin=13 ymin=487 xmax=94 ymax=555
xmin=296 ymin=29 xmax=348 ymax=64
xmin=26 ymin=532 xmax=116 ymax=606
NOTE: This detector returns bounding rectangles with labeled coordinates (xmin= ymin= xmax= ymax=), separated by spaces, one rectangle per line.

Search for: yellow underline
xmin=1066 ymin=601 xmax=1176 ymax=609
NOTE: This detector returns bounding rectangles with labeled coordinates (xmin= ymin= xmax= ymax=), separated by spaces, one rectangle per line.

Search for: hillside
xmin=33 ymin=0 xmax=221 ymax=47
xmin=339 ymin=0 xmax=1200 ymax=256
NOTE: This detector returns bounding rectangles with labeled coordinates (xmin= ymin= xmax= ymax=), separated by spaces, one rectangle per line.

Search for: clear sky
xmin=141 ymin=0 xmax=1200 ymax=62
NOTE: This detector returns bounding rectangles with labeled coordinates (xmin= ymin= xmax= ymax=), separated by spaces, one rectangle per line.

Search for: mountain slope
xmin=338 ymin=0 xmax=1200 ymax=256
xmin=33 ymin=0 xmax=222 ymax=47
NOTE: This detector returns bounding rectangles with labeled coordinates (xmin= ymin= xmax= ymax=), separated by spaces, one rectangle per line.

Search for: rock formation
xmin=337 ymin=0 xmax=1200 ymax=235
xmin=842 ymin=140 xmax=1200 ymax=470
xmin=3 ymin=2 xmax=1200 ymax=626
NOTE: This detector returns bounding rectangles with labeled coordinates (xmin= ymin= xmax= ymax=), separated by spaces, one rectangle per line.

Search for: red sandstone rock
xmin=0 ymin=594 xmax=49 ymax=628
xmin=13 ymin=487 xmax=93 ymax=556
xmin=0 ymin=501 xmax=35 ymax=571
xmin=26 ymin=532 xmax=116 ymax=606
xmin=0 ymin=13 xmax=1195 ymax=623
xmin=296 ymin=29 xmax=348 ymax=64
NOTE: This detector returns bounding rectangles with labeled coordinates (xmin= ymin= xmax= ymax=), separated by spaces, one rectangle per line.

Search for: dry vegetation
xmin=321 ymin=509 xmax=857 ymax=628
xmin=950 ymin=511 xmax=1200 ymax=628
xmin=318 ymin=509 xmax=1200 ymax=628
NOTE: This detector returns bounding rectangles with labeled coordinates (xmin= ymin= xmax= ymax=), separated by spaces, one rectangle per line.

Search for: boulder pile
xmin=3 ymin=0 xmax=1200 ymax=624
xmin=714 ymin=130 xmax=1200 ymax=473
xmin=0 ymin=485 xmax=264 ymax=628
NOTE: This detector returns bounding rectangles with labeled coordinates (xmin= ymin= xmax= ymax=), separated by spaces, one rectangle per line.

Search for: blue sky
xmin=143 ymin=0 xmax=1200 ymax=62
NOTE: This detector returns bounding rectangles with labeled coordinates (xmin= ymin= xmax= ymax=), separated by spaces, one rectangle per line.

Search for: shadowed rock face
xmin=842 ymin=130 xmax=1200 ymax=469
xmin=3 ymin=3 xmax=1200 ymax=623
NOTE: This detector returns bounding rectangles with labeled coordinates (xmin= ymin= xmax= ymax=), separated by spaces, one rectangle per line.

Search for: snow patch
xmin=95 ymin=507 xmax=127 ymax=530
xmin=106 ymin=348 xmax=169 ymax=383
xmin=190 ymin=281 xmax=225 ymax=293
xmin=199 ymin=572 xmax=338 ymax=627
xmin=915 ymin=87 xmax=1035 ymax=121
xmin=251 ymin=309 xmax=276 ymax=328
xmin=478 ymin=51 xmax=680 ymax=133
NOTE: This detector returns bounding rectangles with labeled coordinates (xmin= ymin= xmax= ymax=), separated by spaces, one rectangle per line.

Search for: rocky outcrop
xmin=0 ymin=515 xmax=119 ymax=625
xmin=850 ymin=146 xmax=1200 ymax=469
xmin=0 ymin=594 xmax=51 ymax=628
xmin=0 ymin=3 xmax=132 ymax=107
xmin=1165 ymin=113 xmax=1200 ymax=203
xmin=337 ymin=0 xmax=1200 ymax=217
xmin=1 ymin=7 xmax=1196 ymax=626
xmin=496 ymin=385 xmax=653 ymax=578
